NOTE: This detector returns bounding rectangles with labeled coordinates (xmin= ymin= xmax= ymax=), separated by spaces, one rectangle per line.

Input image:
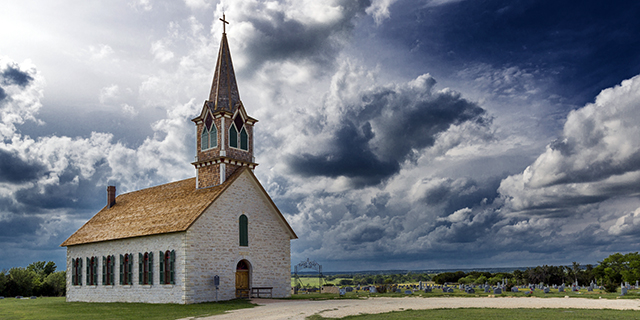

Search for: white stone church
xmin=61 ymin=20 xmax=297 ymax=304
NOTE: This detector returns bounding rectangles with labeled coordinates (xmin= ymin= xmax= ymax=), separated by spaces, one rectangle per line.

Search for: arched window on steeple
xmin=240 ymin=127 xmax=248 ymax=151
xmin=201 ymin=123 xmax=218 ymax=150
xmin=229 ymin=124 xmax=238 ymax=148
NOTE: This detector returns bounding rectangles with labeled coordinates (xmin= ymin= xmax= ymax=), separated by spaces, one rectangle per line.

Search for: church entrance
xmin=235 ymin=260 xmax=250 ymax=298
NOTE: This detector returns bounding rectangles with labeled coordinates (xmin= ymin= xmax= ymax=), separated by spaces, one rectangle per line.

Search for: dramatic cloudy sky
xmin=2 ymin=0 xmax=640 ymax=271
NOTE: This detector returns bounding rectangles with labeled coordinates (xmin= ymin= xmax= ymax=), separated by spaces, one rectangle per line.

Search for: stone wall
xmin=66 ymin=232 xmax=186 ymax=304
xmin=185 ymin=170 xmax=293 ymax=303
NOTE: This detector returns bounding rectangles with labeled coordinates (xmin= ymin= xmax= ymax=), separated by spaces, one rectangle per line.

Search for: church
xmin=61 ymin=18 xmax=297 ymax=304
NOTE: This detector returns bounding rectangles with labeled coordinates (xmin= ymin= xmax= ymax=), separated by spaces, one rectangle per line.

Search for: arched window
xmin=239 ymin=214 xmax=248 ymax=247
xmin=86 ymin=256 xmax=98 ymax=285
xmin=240 ymin=127 xmax=248 ymax=150
xmin=229 ymin=124 xmax=238 ymax=148
xmin=120 ymin=253 xmax=133 ymax=285
xmin=72 ymin=258 xmax=82 ymax=286
xmin=103 ymin=255 xmax=115 ymax=285
xmin=138 ymin=252 xmax=153 ymax=285
xmin=201 ymin=127 xmax=209 ymax=150
xmin=159 ymin=250 xmax=175 ymax=285
xmin=201 ymin=123 xmax=218 ymax=150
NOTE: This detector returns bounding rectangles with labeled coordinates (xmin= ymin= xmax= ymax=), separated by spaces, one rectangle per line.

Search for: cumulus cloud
xmin=500 ymin=75 xmax=640 ymax=213
xmin=287 ymin=63 xmax=489 ymax=187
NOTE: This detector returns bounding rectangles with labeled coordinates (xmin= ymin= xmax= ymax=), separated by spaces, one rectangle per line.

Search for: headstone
xmin=419 ymin=281 xmax=423 ymax=290
xmin=396 ymin=289 xmax=403 ymax=293
xmin=369 ymin=286 xmax=377 ymax=293
xmin=558 ymin=285 xmax=564 ymax=292
xmin=15 ymin=296 xmax=22 ymax=299
xmin=466 ymin=288 xmax=475 ymax=294
xmin=543 ymin=287 xmax=550 ymax=294
xmin=493 ymin=288 xmax=502 ymax=294
xmin=345 ymin=287 xmax=353 ymax=292
xmin=621 ymin=286 xmax=628 ymax=296
xmin=405 ymin=290 xmax=412 ymax=294
xmin=30 ymin=296 xmax=36 ymax=299
xmin=0 ymin=296 xmax=4 ymax=299
xmin=484 ymin=286 xmax=490 ymax=293
xmin=424 ymin=287 xmax=432 ymax=293
xmin=339 ymin=288 xmax=346 ymax=296
xmin=511 ymin=287 xmax=519 ymax=292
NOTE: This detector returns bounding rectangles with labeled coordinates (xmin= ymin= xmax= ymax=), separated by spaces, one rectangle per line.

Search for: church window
xmin=138 ymin=252 xmax=153 ymax=285
xmin=159 ymin=250 xmax=175 ymax=285
xmin=240 ymin=127 xmax=248 ymax=150
xmin=119 ymin=253 xmax=133 ymax=285
xmin=71 ymin=258 xmax=82 ymax=286
xmin=86 ymin=256 xmax=98 ymax=285
xmin=229 ymin=124 xmax=238 ymax=148
xmin=102 ymin=255 xmax=115 ymax=285
xmin=239 ymin=214 xmax=248 ymax=247
xmin=201 ymin=127 xmax=209 ymax=150
xmin=201 ymin=123 xmax=218 ymax=150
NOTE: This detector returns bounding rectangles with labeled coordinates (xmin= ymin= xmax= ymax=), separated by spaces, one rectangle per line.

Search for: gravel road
xmin=185 ymin=297 xmax=640 ymax=320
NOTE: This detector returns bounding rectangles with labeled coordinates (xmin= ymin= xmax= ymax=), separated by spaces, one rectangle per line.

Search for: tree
xmin=8 ymin=267 xmax=37 ymax=296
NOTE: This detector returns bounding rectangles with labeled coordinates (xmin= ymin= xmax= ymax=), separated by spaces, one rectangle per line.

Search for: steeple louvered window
xmin=201 ymin=114 xmax=217 ymax=150
xmin=229 ymin=115 xmax=248 ymax=151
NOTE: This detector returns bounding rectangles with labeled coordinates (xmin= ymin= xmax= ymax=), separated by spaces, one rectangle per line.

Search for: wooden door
xmin=235 ymin=270 xmax=249 ymax=298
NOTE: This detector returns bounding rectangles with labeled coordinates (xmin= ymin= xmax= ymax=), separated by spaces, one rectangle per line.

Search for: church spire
xmin=192 ymin=15 xmax=258 ymax=189
xmin=207 ymin=15 xmax=241 ymax=114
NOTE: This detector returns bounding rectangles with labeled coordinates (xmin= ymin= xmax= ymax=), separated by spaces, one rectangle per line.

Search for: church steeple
xmin=207 ymin=30 xmax=241 ymax=114
xmin=192 ymin=16 xmax=257 ymax=189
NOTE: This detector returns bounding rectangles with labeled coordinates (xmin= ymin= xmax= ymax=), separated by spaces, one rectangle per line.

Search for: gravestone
xmin=345 ymin=287 xmax=353 ymax=292
xmin=405 ymin=290 xmax=412 ymax=294
xmin=424 ymin=287 xmax=432 ymax=293
xmin=369 ymin=286 xmax=377 ymax=293
xmin=339 ymin=288 xmax=346 ymax=296
xmin=511 ymin=287 xmax=518 ymax=292
xmin=419 ymin=281 xmax=423 ymax=290
xmin=30 ymin=296 xmax=36 ymax=299
xmin=466 ymin=287 xmax=475 ymax=294
xmin=543 ymin=287 xmax=550 ymax=293
xmin=558 ymin=285 xmax=564 ymax=292
xmin=621 ymin=286 xmax=628 ymax=296
xmin=484 ymin=286 xmax=490 ymax=293
xmin=493 ymin=288 xmax=502 ymax=294
xmin=0 ymin=296 xmax=4 ymax=299
xmin=396 ymin=289 xmax=403 ymax=293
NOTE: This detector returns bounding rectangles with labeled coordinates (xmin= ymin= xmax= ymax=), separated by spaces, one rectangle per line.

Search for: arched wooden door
xmin=235 ymin=260 xmax=250 ymax=298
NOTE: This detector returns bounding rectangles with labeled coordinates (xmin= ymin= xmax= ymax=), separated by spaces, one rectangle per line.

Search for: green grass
xmin=307 ymin=308 xmax=640 ymax=320
xmin=0 ymin=297 xmax=254 ymax=320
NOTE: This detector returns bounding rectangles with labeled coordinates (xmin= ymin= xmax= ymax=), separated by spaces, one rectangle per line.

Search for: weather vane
xmin=220 ymin=13 xmax=229 ymax=34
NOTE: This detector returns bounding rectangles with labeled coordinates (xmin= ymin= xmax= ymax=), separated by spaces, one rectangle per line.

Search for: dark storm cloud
xmin=14 ymin=164 xmax=109 ymax=211
xmin=237 ymin=0 xmax=371 ymax=71
xmin=288 ymin=75 xmax=488 ymax=186
xmin=385 ymin=0 xmax=640 ymax=105
xmin=0 ymin=215 xmax=43 ymax=240
xmin=288 ymin=121 xmax=399 ymax=186
xmin=0 ymin=87 xmax=6 ymax=101
xmin=1 ymin=64 xmax=34 ymax=87
xmin=0 ymin=149 xmax=47 ymax=183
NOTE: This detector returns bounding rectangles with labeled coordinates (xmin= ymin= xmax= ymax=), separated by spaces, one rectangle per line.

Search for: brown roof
xmin=207 ymin=32 xmax=241 ymax=114
xmin=61 ymin=168 xmax=297 ymax=246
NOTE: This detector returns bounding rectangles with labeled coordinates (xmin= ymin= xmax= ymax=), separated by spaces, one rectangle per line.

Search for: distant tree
xmin=9 ymin=267 xmax=37 ymax=296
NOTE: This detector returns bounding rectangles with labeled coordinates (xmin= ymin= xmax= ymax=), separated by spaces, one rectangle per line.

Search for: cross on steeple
xmin=220 ymin=13 xmax=229 ymax=34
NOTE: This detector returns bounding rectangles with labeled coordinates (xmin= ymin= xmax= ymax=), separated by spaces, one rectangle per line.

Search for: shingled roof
xmin=61 ymin=167 xmax=295 ymax=247
xmin=207 ymin=32 xmax=241 ymax=115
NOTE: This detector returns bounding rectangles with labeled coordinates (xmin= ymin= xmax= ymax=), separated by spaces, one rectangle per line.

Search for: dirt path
xmin=187 ymin=297 xmax=640 ymax=320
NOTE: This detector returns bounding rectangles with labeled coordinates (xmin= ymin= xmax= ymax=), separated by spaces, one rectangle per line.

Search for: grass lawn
xmin=307 ymin=308 xmax=640 ymax=320
xmin=0 ymin=297 xmax=254 ymax=320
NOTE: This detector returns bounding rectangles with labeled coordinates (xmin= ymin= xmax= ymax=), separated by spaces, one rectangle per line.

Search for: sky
xmin=2 ymin=0 xmax=640 ymax=272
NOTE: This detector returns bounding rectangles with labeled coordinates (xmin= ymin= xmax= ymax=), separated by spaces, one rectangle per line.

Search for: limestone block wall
xmin=185 ymin=171 xmax=293 ymax=303
xmin=66 ymin=232 xmax=186 ymax=304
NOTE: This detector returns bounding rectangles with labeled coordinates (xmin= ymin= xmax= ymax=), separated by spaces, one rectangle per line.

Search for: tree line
xmin=0 ymin=261 xmax=66 ymax=297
